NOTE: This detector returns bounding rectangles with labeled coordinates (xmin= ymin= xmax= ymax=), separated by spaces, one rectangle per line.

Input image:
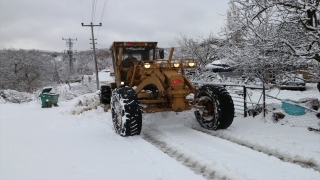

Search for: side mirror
xmin=159 ymin=49 xmax=164 ymax=59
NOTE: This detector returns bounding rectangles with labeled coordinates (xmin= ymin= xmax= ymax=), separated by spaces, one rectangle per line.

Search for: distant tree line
xmin=0 ymin=48 xmax=111 ymax=92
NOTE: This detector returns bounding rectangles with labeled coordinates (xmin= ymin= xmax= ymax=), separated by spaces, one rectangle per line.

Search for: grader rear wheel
xmin=100 ymin=85 xmax=111 ymax=104
xmin=194 ymin=85 xmax=234 ymax=130
xmin=111 ymin=87 xmax=142 ymax=136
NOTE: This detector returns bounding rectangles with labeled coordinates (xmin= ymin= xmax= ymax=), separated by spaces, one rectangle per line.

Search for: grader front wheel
xmin=194 ymin=85 xmax=234 ymax=130
xmin=111 ymin=87 xmax=142 ymax=136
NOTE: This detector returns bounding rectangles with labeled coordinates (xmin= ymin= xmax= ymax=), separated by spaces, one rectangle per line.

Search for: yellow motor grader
xmin=102 ymin=41 xmax=234 ymax=136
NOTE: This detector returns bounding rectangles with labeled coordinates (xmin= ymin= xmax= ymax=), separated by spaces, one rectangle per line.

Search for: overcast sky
xmin=0 ymin=0 xmax=229 ymax=52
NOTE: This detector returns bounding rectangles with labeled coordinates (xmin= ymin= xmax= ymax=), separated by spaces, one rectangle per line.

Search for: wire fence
xmin=262 ymin=84 xmax=320 ymax=130
xmin=193 ymin=81 xmax=320 ymax=130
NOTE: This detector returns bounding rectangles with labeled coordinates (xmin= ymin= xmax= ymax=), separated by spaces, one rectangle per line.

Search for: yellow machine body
xmin=110 ymin=41 xmax=198 ymax=112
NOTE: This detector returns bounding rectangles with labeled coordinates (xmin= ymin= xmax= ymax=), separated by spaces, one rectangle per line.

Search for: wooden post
xmin=82 ymin=22 xmax=102 ymax=90
xmin=243 ymin=86 xmax=247 ymax=117
xmin=263 ymin=84 xmax=266 ymax=117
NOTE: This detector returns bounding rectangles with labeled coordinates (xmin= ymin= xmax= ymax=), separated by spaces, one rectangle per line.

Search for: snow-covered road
xmin=1 ymin=93 xmax=319 ymax=180
xmin=142 ymin=111 xmax=320 ymax=180
xmin=1 ymin=71 xmax=319 ymax=179
xmin=0 ymin=100 xmax=204 ymax=180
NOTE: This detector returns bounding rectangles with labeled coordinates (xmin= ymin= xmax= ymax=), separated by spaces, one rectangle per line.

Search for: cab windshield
xmin=119 ymin=47 xmax=155 ymax=61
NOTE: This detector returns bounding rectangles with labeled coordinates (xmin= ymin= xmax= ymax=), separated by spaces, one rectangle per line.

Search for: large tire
xmin=194 ymin=85 xmax=234 ymax=130
xmin=100 ymin=85 xmax=111 ymax=104
xmin=111 ymin=87 xmax=142 ymax=136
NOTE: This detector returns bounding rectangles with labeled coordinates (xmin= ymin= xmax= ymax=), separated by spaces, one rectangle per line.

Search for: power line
xmin=75 ymin=27 xmax=98 ymax=50
xmin=75 ymin=27 xmax=87 ymax=39
xmin=76 ymin=39 xmax=91 ymax=50
xmin=77 ymin=0 xmax=108 ymax=49
xmin=97 ymin=0 xmax=108 ymax=38
xmin=94 ymin=0 xmax=98 ymax=23
xmin=100 ymin=0 xmax=108 ymax=23
xmin=91 ymin=0 xmax=94 ymax=23
xmin=71 ymin=26 xmax=82 ymax=37
xmin=80 ymin=0 xmax=83 ymax=22
xmin=91 ymin=0 xmax=97 ymax=23
xmin=70 ymin=28 xmax=90 ymax=50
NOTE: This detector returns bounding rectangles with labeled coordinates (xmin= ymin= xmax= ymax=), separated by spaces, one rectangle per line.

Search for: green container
xmin=39 ymin=87 xmax=59 ymax=108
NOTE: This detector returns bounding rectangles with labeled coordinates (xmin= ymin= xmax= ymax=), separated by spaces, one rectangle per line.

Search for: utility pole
xmin=62 ymin=38 xmax=77 ymax=77
xmin=82 ymin=22 xmax=102 ymax=90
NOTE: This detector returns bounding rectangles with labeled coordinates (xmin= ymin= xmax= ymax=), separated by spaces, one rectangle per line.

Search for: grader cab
xmin=103 ymin=41 xmax=234 ymax=136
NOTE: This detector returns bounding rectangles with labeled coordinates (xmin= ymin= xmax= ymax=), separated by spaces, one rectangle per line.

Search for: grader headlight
xmin=188 ymin=62 xmax=195 ymax=67
xmin=173 ymin=62 xmax=180 ymax=68
xmin=144 ymin=63 xmax=151 ymax=69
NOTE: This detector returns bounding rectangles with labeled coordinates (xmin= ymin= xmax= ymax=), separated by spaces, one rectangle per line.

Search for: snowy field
xmin=1 ymin=71 xmax=320 ymax=180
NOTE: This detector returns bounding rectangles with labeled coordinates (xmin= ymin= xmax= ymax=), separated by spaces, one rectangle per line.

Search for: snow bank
xmin=68 ymin=92 xmax=101 ymax=115
xmin=0 ymin=89 xmax=33 ymax=104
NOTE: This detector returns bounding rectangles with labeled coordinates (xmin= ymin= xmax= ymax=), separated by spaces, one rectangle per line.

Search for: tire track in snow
xmin=141 ymin=116 xmax=320 ymax=180
xmin=142 ymin=129 xmax=233 ymax=180
xmin=190 ymin=126 xmax=320 ymax=172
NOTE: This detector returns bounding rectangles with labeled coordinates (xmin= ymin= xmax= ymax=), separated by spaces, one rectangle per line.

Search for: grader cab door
xmin=110 ymin=42 xmax=158 ymax=86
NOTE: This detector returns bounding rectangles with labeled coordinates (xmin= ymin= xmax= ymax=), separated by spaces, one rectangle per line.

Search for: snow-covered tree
xmin=96 ymin=49 xmax=112 ymax=71
xmin=74 ymin=51 xmax=95 ymax=75
xmin=0 ymin=47 xmax=115 ymax=92
xmin=174 ymin=33 xmax=225 ymax=68
xmin=222 ymin=0 xmax=320 ymax=82
xmin=0 ymin=49 xmax=49 ymax=92
xmin=173 ymin=34 xmax=227 ymax=82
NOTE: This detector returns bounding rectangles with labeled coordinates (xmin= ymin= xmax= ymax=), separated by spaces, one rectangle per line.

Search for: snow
xmin=0 ymin=89 xmax=34 ymax=104
xmin=1 ymin=97 xmax=203 ymax=180
xmin=99 ymin=71 xmax=114 ymax=84
xmin=205 ymin=60 xmax=227 ymax=69
xmin=1 ymin=71 xmax=320 ymax=180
